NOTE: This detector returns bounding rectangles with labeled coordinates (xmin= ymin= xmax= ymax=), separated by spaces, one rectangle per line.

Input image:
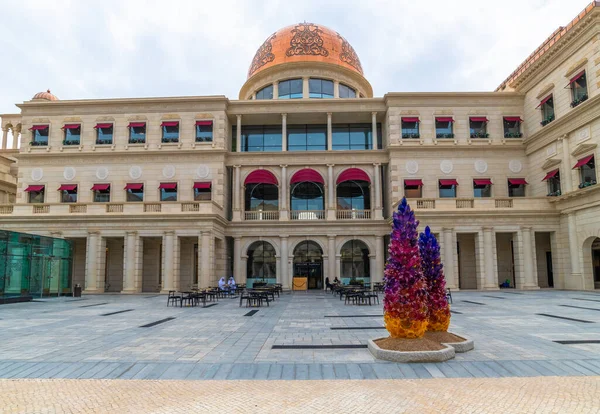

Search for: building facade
xmin=2 ymin=3 xmax=600 ymax=294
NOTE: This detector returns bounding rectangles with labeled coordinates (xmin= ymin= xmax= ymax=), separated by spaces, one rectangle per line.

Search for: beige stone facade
xmin=2 ymin=6 xmax=600 ymax=293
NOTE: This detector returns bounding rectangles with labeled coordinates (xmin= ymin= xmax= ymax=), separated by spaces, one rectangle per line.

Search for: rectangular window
xmin=332 ymin=124 xmax=376 ymax=150
xmin=125 ymin=183 xmax=144 ymax=202
xmin=539 ymin=95 xmax=555 ymax=126
xmin=288 ymin=125 xmax=326 ymax=151
xmin=25 ymin=185 xmax=45 ymax=203
xmin=309 ymin=79 xmax=334 ymax=98
xmin=58 ymin=184 xmax=78 ymax=203
xmin=503 ymin=117 xmax=523 ymax=138
xmin=159 ymin=183 xmax=178 ymax=201
xmin=576 ymin=155 xmax=596 ymax=188
xmin=194 ymin=182 xmax=212 ymax=201
xmin=508 ymin=178 xmax=527 ymax=197
xmin=544 ymin=170 xmax=561 ymax=196
xmin=161 ymin=121 xmax=179 ymax=143
xmin=128 ymin=122 xmax=146 ymax=144
xmin=278 ymin=79 xmax=303 ymax=99
xmin=241 ymin=125 xmax=282 ymax=152
xmin=404 ymin=180 xmax=423 ymax=198
xmin=473 ymin=179 xmax=492 ymax=198
xmin=62 ymin=124 xmax=81 ymax=146
xmin=30 ymin=125 xmax=49 ymax=146
xmin=469 ymin=117 xmax=489 ymax=138
xmin=339 ymin=83 xmax=356 ymax=98
xmin=401 ymin=118 xmax=419 ymax=139
xmin=570 ymin=71 xmax=588 ymax=107
xmin=435 ymin=117 xmax=454 ymax=138
xmin=95 ymin=123 xmax=113 ymax=145
xmin=91 ymin=184 xmax=111 ymax=202
xmin=196 ymin=121 xmax=213 ymax=142
xmin=438 ymin=179 xmax=458 ymax=198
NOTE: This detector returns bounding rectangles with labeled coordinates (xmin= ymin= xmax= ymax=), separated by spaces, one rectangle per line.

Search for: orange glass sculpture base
xmin=384 ymin=312 xmax=428 ymax=339
xmin=427 ymin=307 xmax=451 ymax=332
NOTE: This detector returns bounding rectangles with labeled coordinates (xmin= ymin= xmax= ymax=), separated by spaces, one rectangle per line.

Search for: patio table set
xmin=166 ymin=284 xmax=246 ymax=308
xmin=239 ymin=284 xmax=282 ymax=307
xmin=330 ymin=283 xmax=380 ymax=306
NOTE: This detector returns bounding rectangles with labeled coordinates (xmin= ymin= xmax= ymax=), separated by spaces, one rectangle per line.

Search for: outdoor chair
xmin=167 ymin=290 xmax=182 ymax=307
xmin=364 ymin=291 xmax=379 ymax=305
xmin=239 ymin=289 xmax=252 ymax=307
xmin=446 ymin=288 xmax=453 ymax=304
xmin=181 ymin=292 xmax=194 ymax=307
xmin=194 ymin=291 xmax=207 ymax=307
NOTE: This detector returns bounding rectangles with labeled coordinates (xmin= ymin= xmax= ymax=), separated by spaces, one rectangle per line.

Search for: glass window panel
xmin=404 ymin=186 xmax=422 ymax=198
xmin=97 ymin=127 xmax=113 ymax=144
xmin=28 ymin=191 xmax=45 ymax=203
xmin=508 ymin=184 xmax=525 ymax=197
xmin=309 ymin=79 xmax=322 ymax=94
xmin=160 ymin=188 xmax=177 ymax=201
xmin=290 ymin=79 xmax=303 ymax=96
xmin=196 ymin=125 xmax=213 ymax=142
xmin=278 ymin=80 xmax=291 ymax=98
xmin=439 ymin=185 xmax=456 ymax=198
xmin=33 ymin=130 xmax=49 ymax=144
xmin=322 ymin=80 xmax=334 ymax=97
xmin=473 ymin=184 xmax=492 ymax=198
xmin=61 ymin=190 xmax=77 ymax=203
xmin=257 ymin=85 xmax=273 ymax=100
xmin=126 ymin=189 xmax=143 ymax=202
xmin=93 ymin=190 xmax=110 ymax=203
xmin=194 ymin=188 xmax=211 ymax=201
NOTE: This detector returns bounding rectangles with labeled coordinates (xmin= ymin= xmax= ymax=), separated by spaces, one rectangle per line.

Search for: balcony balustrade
xmin=6 ymin=201 xmax=224 ymax=216
xmin=416 ymin=199 xmax=436 ymax=209
xmin=336 ymin=209 xmax=371 ymax=219
xmin=69 ymin=204 xmax=87 ymax=213
xmin=456 ymin=198 xmax=475 ymax=209
xmin=0 ymin=205 xmax=13 ymax=214
xmin=32 ymin=204 xmax=50 ymax=214
xmin=144 ymin=203 xmax=162 ymax=213
xmin=106 ymin=204 xmax=123 ymax=213
xmin=290 ymin=210 xmax=325 ymax=220
xmin=244 ymin=210 xmax=280 ymax=221
xmin=495 ymin=198 xmax=514 ymax=208
xmin=393 ymin=197 xmax=551 ymax=212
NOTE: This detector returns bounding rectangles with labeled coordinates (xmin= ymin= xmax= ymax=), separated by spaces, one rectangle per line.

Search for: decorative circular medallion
xmin=129 ymin=166 xmax=142 ymax=179
xmin=96 ymin=167 xmax=109 ymax=180
xmin=31 ymin=168 xmax=43 ymax=182
xmin=63 ymin=167 xmax=76 ymax=181
xmin=196 ymin=165 xmax=210 ymax=179
xmin=509 ymin=160 xmax=523 ymax=173
xmin=440 ymin=160 xmax=453 ymax=175
xmin=474 ymin=159 xmax=488 ymax=174
xmin=162 ymin=165 xmax=176 ymax=179
xmin=405 ymin=161 xmax=419 ymax=175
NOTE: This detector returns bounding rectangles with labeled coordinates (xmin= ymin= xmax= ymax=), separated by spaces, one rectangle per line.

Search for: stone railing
xmin=456 ymin=198 xmax=474 ymax=209
xmin=391 ymin=197 xmax=553 ymax=212
xmin=33 ymin=204 xmax=50 ymax=214
xmin=69 ymin=204 xmax=87 ymax=213
xmin=0 ymin=205 xmax=13 ymax=214
xmin=244 ymin=210 xmax=280 ymax=221
xmin=416 ymin=199 xmax=436 ymax=209
xmin=495 ymin=198 xmax=513 ymax=208
xmin=106 ymin=204 xmax=123 ymax=213
xmin=290 ymin=210 xmax=325 ymax=220
xmin=336 ymin=209 xmax=371 ymax=219
xmin=181 ymin=202 xmax=200 ymax=212
xmin=144 ymin=203 xmax=162 ymax=213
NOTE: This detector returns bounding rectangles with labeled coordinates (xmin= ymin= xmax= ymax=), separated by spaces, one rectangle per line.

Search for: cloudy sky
xmin=0 ymin=0 xmax=592 ymax=116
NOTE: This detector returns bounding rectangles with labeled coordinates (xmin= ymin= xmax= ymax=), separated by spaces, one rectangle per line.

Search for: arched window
xmin=278 ymin=79 xmax=303 ymax=99
xmin=256 ymin=85 xmax=273 ymax=100
xmin=290 ymin=169 xmax=325 ymax=219
xmin=245 ymin=184 xmax=278 ymax=211
xmin=339 ymin=83 xmax=356 ymax=98
xmin=340 ymin=239 xmax=370 ymax=281
xmin=309 ymin=78 xmax=334 ymax=98
xmin=247 ymin=241 xmax=276 ymax=283
xmin=336 ymin=168 xmax=370 ymax=213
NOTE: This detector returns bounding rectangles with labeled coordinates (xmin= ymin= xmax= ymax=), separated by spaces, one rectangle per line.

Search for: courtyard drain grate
xmin=244 ymin=310 xmax=259 ymax=316
xmin=101 ymin=309 xmax=134 ymax=316
xmin=553 ymin=340 xmax=600 ymax=345
xmin=203 ymin=304 xmax=218 ymax=308
xmin=573 ymin=298 xmax=600 ymax=303
xmin=324 ymin=315 xmax=383 ymax=318
xmin=139 ymin=317 xmax=176 ymax=328
xmin=462 ymin=300 xmax=486 ymax=305
xmin=500 ymin=291 xmax=525 ymax=294
xmin=143 ymin=295 xmax=162 ymax=299
xmin=560 ymin=305 xmax=600 ymax=312
xmin=272 ymin=344 xmax=368 ymax=350
xmin=536 ymin=313 xmax=594 ymax=323
xmin=330 ymin=326 xmax=385 ymax=330
xmin=482 ymin=295 xmax=505 ymax=299
xmin=80 ymin=303 xmax=108 ymax=308
xmin=450 ymin=310 xmax=463 ymax=314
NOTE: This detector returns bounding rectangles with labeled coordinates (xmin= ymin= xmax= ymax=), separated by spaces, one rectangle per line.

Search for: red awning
xmin=573 ymin=154 xmax=594 ymax=169
xmin=336 ymin=168 xmax=370 ymax=184
xmin=29 ymin=125 xmax=49 ymax=131
xmin=542 ymin=169 xmax=559 ymax=181
xmin=124 ymin=183 xmax=143 ymax=190
xmin=196 ymin=120 xmax=213 ymax=126
xmin=473 ymin=179 xmax=492 ymax=186
xmin=290 ymin=169 xmax=324 ymax=185
xmin=159 ymin=182 xmax=177 ymax=190
xmin=436 ymin=117 xmax=454 ymax=123
xmin=57 ymin=184 xmax=77 ymax=191
xmin=504 ymin=116 xmax=523 ymax=122
xmin=91 ymin=184 xmax=110 ymax=191
xmin=439 ymin=179 xmax=458 ymax=186
xmin=94 ymin=123 xmax=113 ymax=129
xmin=470 ymin=117 xmax=489 ymax=122
xmin=536 ymin=94 xmax=552 ymax=108
xmin=24 ymin=185 xmax=44 ymax=192
xmin=160 ymin=121 xmax=179 ymax=127
xmin=570 ymin=70 xmax=585 ymax=84
xmin=508 ymin=178 xmax=528 ymax=185
xmin=244 ymin=170 xmax=278 ymax=186
xmin=401 ymin=117 xmax=420 ymax=123
xmin=128 ymin=122 xmax=146 ymax=128
xmin=193 ymin=182 xmax=211 ymax=189
xmin=404 ymin=179 xmax=423 ymax=187
xmin=61 ymin=124 xmax=80 ymax=130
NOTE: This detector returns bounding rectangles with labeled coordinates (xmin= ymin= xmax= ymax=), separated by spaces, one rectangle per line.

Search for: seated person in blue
xmin=218 ymin=277 xmax=227 ymax=290
xmin=228 ymin=276 xmax=237 ymax=292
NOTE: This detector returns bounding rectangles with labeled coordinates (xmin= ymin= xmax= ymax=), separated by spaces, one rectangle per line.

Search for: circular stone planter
xmin=368 ymin=338 xmax=455 ymax=363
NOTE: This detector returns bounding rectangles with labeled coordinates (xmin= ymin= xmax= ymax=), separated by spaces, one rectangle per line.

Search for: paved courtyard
xmin=1 ymin=289 xmax=600 ymax=380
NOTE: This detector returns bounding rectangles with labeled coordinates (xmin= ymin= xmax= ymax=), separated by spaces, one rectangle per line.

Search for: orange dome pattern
xmin=248 ymin=22 xmax=363 ymax=79
xmin=32 ymin=90 xmax=59 ymax=101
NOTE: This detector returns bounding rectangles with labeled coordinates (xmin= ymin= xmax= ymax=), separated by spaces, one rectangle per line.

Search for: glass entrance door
xmin=293 ymin=241 xmax=323 ymax=290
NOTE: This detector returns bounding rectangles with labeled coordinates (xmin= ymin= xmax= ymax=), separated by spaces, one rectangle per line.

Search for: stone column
xmin=233 ymin=165 xmax=241 ymax=221
xmin=521 ymin=227 xmax=539 ymax=289
xmin=482 ymin=227 xmax=498 ymax=290
xmin=1 ymin=127 xmax=8 ymax=150
xmin=328 ymin=236 xmax=336 ymax=284
xmin=375 ymin=235 xmax=384 ymax=283
xmin=327 ymin=113 xmax=332 ymax=150
xmin=372 ymin=112 xmax=378 ymax=150
xmin=201 ymin=231 xmax=211 ymax=287
xmin=251 ymin=92 xmax=257 ymax=100
xmin=333 ymin=80 xmax=340 ymax=98
xmin=280 ymin=165 xmax=288 ymax=220
xmin=281 ymin=236 xmax=289 ymax=289
xmin=336 ymin=254 xmax=342 ymax=281
xmin=273 ymin=81 xmax=279 ymax=100
xmin=373 ymin=163 xmax=383 ymax=219
xmin=122 ymin=231 xmax=138 ymax=293
xmin=281 ymin=113 xmax=287 ymax=152
xmin=559 ymin=135 xmax=572 ymax=193
xmin=161 ymin=231 xmax=175 ymax=292
xmin=327 ymin=164 xmax=336 ymax=220
xmin=233 ymin=236 xmax=242 ymax=285
xmin=442 ymin=228 xmax=457 ymax=289
xmin=302 ymin=77 xmax=309 ymax=98
xmin=236 ymin=115 xmax=242 ymax=152
xmin=567 ymin=213 xmax=583 ymax=288
xmin=84 ymin=232 xmax=99 ymax=292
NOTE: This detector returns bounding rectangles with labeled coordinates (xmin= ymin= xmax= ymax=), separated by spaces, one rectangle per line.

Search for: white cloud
xmin=0 ymin=0 xmax=592 ymax=114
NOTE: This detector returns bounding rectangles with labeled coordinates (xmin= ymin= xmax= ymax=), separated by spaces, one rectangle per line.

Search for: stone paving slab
xmin=1 ymin=377 xmax=599 ymax=413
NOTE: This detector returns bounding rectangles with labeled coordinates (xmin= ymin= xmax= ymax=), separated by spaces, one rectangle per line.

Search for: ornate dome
xmin=247 ymin=22 xmax=364 ymax=79
xmin=32 ymin=89 xmax=59 ymax=101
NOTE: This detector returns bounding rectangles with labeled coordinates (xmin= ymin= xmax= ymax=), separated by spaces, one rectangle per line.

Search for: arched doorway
xmin=293 ymin=241 xmax=323 ymax=289
xmin=247 ymin=241 xmax=276 ymax=287
xmin=592 ymin=238 xmax=600 ymax=289
xmin=340 ymin=239 xmax=370 ymax=285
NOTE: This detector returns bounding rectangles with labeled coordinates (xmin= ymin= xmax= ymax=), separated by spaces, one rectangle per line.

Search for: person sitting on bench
xmin=325 ymin=277 xmax=333 ymax=292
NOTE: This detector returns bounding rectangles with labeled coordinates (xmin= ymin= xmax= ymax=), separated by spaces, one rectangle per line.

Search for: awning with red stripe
xmin=127 ymin=122 xmax=146 ymax=128
xmin=569 ymin=70 xmax=585 ymax=84
xmin=91 ymin=184 xmax=110 ymax=191
xmin=290 ymin=169 xmax=324 ymax=185
xmin=159 ymin=182 xmax=177 ymax=190
xmin=61 ymin=124 xmax=80 ymax=130
xmin=473 ymin=179 xmax=493 ymax=186
xmin=160 ymin=121 xmax=179 ymax=127
xmin=57 ymin=184 xmax=77 ymax=191
xmin=573 ymin=154 xmax=594 ymax=169
xmin=401 ymin=117 xmax=420 ymax=123
xmin=504 ymin=116 xmax=523 ymax=122
xmin=24 ymin=185 xmax=45 ymax=192
xmin=436 ymin=117 xmax=454 ymax=123
xmin=470 ymin=117 xmax=489 ymax=122
xmin=336 ymin=168 xmax=370 ymax=184
xmin=542 ymin=169 xmax=559 ymax=181
xmin=29 ymin=125 xmax=49 ymax=131
xmin=244 ymin=170 xmax=278 ymax=186
xmin=439 ymin=179 xmax=458 ymax=186
xmin=404 ymin=179 xmax=423 ymax=187
xmin=94 ymin=123 xmax=113 ymax=129
xmin=536 ymin=94 xmax=553 ymax=108
xmin=124 ymin=183 xmax=143 ymax=190
xmin=193 ymin=182 xmax=211 ymax=189
xmin=196 ymin=120 xmax=213 ymax=126
xmin=508 ymin=178 xmax=528 ymax=185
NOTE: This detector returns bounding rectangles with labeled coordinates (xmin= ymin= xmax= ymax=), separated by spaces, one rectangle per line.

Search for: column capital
xmin=164 ymin=230 xmax=175 ymax=236
xmin=233 ymin=236 xmax=242 ymax=241
xmin=327 ymin=235 xmax=336 ymax=240
xmin=50 ymin=231 xmax=63 ymax=237
xmin=236 ymin=114 xmax=242 ymax=120
xmin=279 ymin=235 xmax=289 ymax=240
xmin=12 ymin=125 xmax=21 ymax=133
xmin=558 ymin=134 xmax=568 ymax=141
xmin=441 ymin=227 xmax=454 ymax=232
xmin=327 ymin=163 xmax=335 ymax=168
xmin=371 ymin=111 xmax=377 ymax=116
xmin=327 ymin=112 xmax=332 ymax=117
xmin=280 ymin=164 xmax=288 ymax=168
xmin=482 ymin=227 xmax=494 ymax=232
xmin=281 ymin=113 xmax=287 ymax=118
xmin=125 ymin=231 xmax=138 ymax=236
xmin=520 ymin=226 xmax=533 ymax=231
xmin=87 ymin=231 xmax=100 ymax=236
xmin=233 ymin=164 xmax=241 ymax=169
xmin=1 ymin=126 xmax=8 ymax=132
xmin=373 ymin=162 xmax=381 ymax=167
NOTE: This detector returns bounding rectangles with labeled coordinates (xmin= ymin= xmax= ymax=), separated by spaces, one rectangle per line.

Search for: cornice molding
xmin=541 ymin=158 xmax=562 ymax=170
xmin=571 ymin=142 xmax=597 ymax=157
